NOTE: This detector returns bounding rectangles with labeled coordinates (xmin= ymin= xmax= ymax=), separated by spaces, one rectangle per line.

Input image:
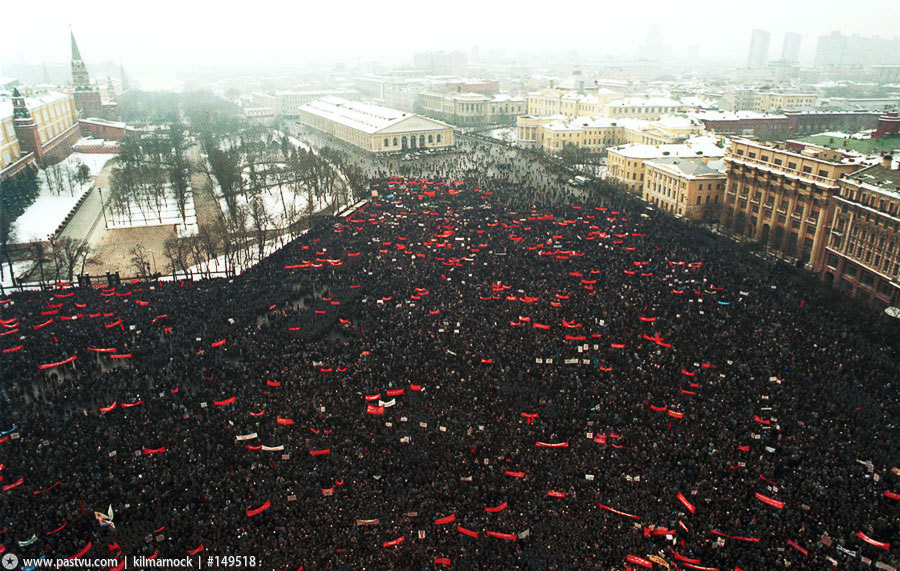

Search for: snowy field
xmin=0 ymin=260 xmax=35 ymax=289
xmin=12 ymin=152 xmax=115 ymax=244
xmin=486 ymin=127 xmax=516 ymax=143
xmin=106 ymin=184 xmax=198 ymax=237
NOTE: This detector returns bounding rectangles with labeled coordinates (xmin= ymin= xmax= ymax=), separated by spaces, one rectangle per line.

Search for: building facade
xmin=1 ymin=88 xmax=80 ymax=177
xmin=297 ymin=96 xmax=454 ymax=153
xmin=721 ymin=139 xmax=865 ymax=268
xmin=416 ymin=92 xmax=525 ymax=127
xmin=642 ymin=157 xmax=726 ymax=220
xmin=821 ymin=158 xmax=900 ymax=309
xmin=606 ymin=139 xmax=726 ymax=194
xmin=70 ymin=31 xmax=118 ymax=121
xmin=602 ymin=97 xmax=682 ymax=120
xmin=748 ymin=29 xmax=771 ymax=69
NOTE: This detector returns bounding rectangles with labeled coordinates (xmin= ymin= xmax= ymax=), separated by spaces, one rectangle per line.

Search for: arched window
xmin=384 ymin=138 xmax=389 ymax=147
xmin=436 ymin=134 xmax=442 ymax=143
xmin=428 ymin=134 xmax=433 ymax=143
xmin=419 ymin=135 xmax=425 ymax=146
xmin=393 ymin=137 xmax=398 ymax=146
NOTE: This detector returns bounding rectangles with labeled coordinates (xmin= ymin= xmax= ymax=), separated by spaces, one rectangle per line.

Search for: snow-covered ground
xmin=0 ymin=260 xmax=35 ymax=289
xmin=486 ymin=127 xmax=516 ymax=143
xmin=106 ymin=184 xmax=198 ymax=237
xmin=12 ymin=152 xmax=115 ymax=244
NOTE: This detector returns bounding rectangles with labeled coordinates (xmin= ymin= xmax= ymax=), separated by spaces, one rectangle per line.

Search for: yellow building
xmin=416 ymin=91 xmax=525 ymax=127
xmin=1 ymin=89 xmax=79 ymax=175
xmin=0 ymin=114 xmax=20 ymax=171
xmin=606 ymin=138 xmax=726 ymax=193
xmin=602 ymin=97 xmax=682 ymax=120
xmin=516 ymin=115 xmax=706 ymax=155
xmin=642 ymin=157 xmax=726 ymax=220
xmin=753 ymin=92 xmax=817 ymax=112
xmin=721 ymin=139 xmax=865 ymax=268
xmin=526 ymin=88 xmax=619 ymax=118
xmin=821 ymin=157 xmax=900 ymax=308
xmin=297 ymin=96 xmax=454 ymax=153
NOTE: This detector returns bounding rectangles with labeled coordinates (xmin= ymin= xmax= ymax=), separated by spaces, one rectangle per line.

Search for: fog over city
xmin=1 ymin=1 xmax=900 ymax=570
xmin=3 ymin=0 xmax=900 ymax=86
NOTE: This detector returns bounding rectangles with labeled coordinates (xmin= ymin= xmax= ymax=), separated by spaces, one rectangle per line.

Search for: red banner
xmin=382 ymin=536 xmax=405 ymax=548
xmin=677 ymin=492 xmax=696 ymax=514
xmin=485 ymin=531 xmax=516 ymax=541
xmin=626 ymin=555 xmax=653 ymax=568
xmin=39 ymin=355 xmax=77 ymax=370
xmin=435 ymin=514 xmax=456 ymax=525
xmin=755 ymin=492 xmax=784 ymax=509
xmin=214 ymin=397 xmax=236 ymax=406
xmin=485 ymin=501 xmax=508 ymax=513
xmin=246 ymin=500 xmax=271 ymax=517
xmin=856 ymin=531 xmax=890 ymax=550
xmin=598 ymin=502 xmax=640 ymax=520
xmin=457 ymin=526 xmax=479 ymax=538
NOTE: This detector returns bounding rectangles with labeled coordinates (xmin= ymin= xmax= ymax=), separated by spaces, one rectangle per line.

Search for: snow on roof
xmin=300 ymin=96 xmax=438 ymax=134
xmin=544 ymin=116 xmax=618 ymax=131
xmin=691 ymin=110 xmax=787 ymax=121
xmin=0 ymin=90 xmax=71 ymax=121
xmin=609 ymin=138 xmax=725 ymax=160
xmin=606 ymin=97 xmax=681 ymax=108
xmin=644 ymin=156 xmax=727 ymax=178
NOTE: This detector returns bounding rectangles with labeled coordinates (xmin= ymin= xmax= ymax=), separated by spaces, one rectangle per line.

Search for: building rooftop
xmin=300 ymin=96 xmax=413 ymax=134
xmin=606 ymin=97 xmax=681 ymax=108
xmin=845 ymin=161 xmax=900 ymax=194
xmin=609 ymin=138 xmax=725 ymax=159
xmin=0 ymin=90 xmax=71 ymax=122
xmin=691 ymin=110 xmax=787 ymax=121
xmin=645 ymin=157 xmax=727 ymax=178
xmin=544 ymin=116 xmax=618 ymax=131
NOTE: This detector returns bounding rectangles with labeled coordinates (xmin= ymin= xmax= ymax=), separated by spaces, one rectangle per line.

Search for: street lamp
xmin=98 ymin=187 xmax=108 ymax=228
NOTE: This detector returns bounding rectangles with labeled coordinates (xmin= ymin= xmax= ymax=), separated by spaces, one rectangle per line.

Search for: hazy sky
xmin=2 ymin=0 xmax=898 ymax=73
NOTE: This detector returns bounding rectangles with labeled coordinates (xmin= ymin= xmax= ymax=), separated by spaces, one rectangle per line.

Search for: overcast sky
xmin=2 ymin=0 xmax=898 ymax=73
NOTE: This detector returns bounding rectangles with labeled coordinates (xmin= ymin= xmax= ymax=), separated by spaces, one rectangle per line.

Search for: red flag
xmin=504 ymin=470 xmax=525 ymax=478
xmin=309 ymin=448 xmax=330 ymax=456
xmin=213 ymin=397 xmax=236 ymax=406
xmin=435 ymin=514 xmax=456 ymax=525
xmin=547 ymin=490 xmax=566 ymax=498
xmin=277 ymin=417 xmax=294 ymax=425
xmin=434 ymin=557 xmax=451 ymax=566
xmin=211 ymin=339 xmax=226 ymax=348
xmin=382 ymin=535 xmax=405 ymax=548
xmin=142 ymin=447 xmax=166 ymax=455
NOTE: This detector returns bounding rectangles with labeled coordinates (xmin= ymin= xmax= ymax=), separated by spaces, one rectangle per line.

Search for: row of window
xmin=382 ymin=133 xmax=443 ymax=148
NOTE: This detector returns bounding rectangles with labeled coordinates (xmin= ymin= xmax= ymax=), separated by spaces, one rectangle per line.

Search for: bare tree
xmin=129 ymin=243 xmax=151 ymax=280
xmin=28 ymin=241 xmax=49 ymax=285
xmin=52 ymin=237 xmax=91 ymax=281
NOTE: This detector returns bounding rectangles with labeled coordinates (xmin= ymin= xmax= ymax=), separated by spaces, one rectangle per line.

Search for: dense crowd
xmin=0 ymin=169 xmax=897 ymax=571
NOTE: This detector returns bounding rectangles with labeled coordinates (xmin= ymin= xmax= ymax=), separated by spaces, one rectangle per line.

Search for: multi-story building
xmin=695 ymin=109 xmax=881 ymax=140
xmin=297 ymin=96 xmax=453 ymax=153
xmin=781 ymin=32 xmax=802 ymax=64
xmin=721 ymin=139 xmax=865 ymax=268
xmin=607 ymin=138 xmax=726 ymax=194
xmin=754 ymin=92 xmax=817 ymax=112
xmin=526 ymin=88 xmax=619 ymax=118
xmin=1 ymin=88 xmax=80 ymax=177
xmin=602 ymin=97 xmax=682 ymax=120
xmin=748 ymin=29 xmax=771 ymax=69
xmin=822 ymin=157 xmax=900 ymax=308
xmin=252 ymin=89 xmax=360 ymax=117
xmin=416 ymin=92 xmax=525 ymax=127
xmin=642 ymin=157 xmax=727 ymax=220
xmin=516 ymin=116 xmax=705 ymax=154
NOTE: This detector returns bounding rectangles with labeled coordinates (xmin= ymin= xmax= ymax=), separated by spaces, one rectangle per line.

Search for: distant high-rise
xmin=781 ymin=32 xmax=801 ymax=64
xmin=815 ymin=31 xmax=900 ymax=66
xmin=413 ymin=51 xmax=468 ymax=75
xmin=748 ymin=29 xmax=771 ymax=69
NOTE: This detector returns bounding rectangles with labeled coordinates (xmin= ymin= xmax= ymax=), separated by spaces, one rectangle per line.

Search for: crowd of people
xmin=0 ymin=163 xmax=898 ymax=570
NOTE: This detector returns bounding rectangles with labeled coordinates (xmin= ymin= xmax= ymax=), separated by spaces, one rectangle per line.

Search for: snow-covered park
xmin=106 ymin=183 xmax=198 ymax=237
xmin=12 ymin=151 xmax=116 ymax=244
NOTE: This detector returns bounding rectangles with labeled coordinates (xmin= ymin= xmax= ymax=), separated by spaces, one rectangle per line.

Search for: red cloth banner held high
xmin=677 ymin=491 xmax=696 ymax=514
xmin=246 ymin=500 xmax=271 ymax=517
